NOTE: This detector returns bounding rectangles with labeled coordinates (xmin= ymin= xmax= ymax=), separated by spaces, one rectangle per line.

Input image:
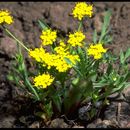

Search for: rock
xmin=78 ymin=104 xmax=91 ymax=121
xmin=102 ymin=120 xmax=119 ymax=128
xmin=122 ymin=87 xmax=130 ymax=102
xmin=87 ymin=119 xmax=118 ymax=128
xmin=78 ymin=103 xmax=98 ymax=121
xmin=29 ymin=121 xmax=40 ymax=128
xmin=0 ymin=89 xmax=8 ymax=101
xmin=95 ymin=123 xmax=108 ymax=128
xmin=94 ymin=101 xmax=103 ymax=108
xmin=0 ymin=101 xmax=14 ymax=114
xmin=0 ymin=115 xmax=16 ymax=128
xmin=104 ymin=102 xmax=117 ymax=120
xmin=126 ymin=122 xmax=130 ymax=128
xmin=87 ymin=118 xmax=102 ymax=128
xmin=72 ymin=125 xmax=84 ymax=128
xmin=49 ymin=118 xmax=69 ymax=128
xmin=104 ymin=101 xmax=130 ymax=128
xmin=0 ymin=83 xmax=10 ymax=101
xmin=19 ymin=116 xmax=26 ymax=124
xmin=87 ymin=123 xmax=96 ymax=128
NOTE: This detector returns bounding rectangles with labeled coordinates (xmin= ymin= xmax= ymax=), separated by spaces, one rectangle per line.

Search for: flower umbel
xmin=29 ymin=47 xmax=46 ymax=62
xmin=87 ymin=43 xmax=107 ymax=60
xmin=67 ymin=31 xmax=85 ymax=47
xmin=33 ymin=73 xmax=54 ymax=89
xmin=40 ymin=29 xmax=57 ymax=46
xmin=0 ymin=10 xmax=13 ymax=24
xmin=72 ymin=2 xmax=93 ymax=21
xmin=54 ymin=40 xmax=80 ymax=72
xmin=29 ymin=40 xmax=80 ymax=72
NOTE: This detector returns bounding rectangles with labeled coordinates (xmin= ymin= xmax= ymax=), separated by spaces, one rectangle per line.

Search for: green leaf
xmin=82 ymin=79 xmax=93 ymax=98
xmin=106 ymin=63 xmax=112 ymax=75
xmin=124 ymin=82 xmax=130 ymax=89
xmin=125 ymin=72 xmax=130 ymax=81
xmin=77 ymin=46 xmax=82 ymax=54
xmin=125 ymin=48 xmax=130 ymax=60
xmin=120 ymin=50 xmax=125 ymax=64
xmin=111 ymin=83 xmax=125 ymax=94
xmin=44 ymin=101 xmax=53 ymax=119
xmin=52 ymin=95 xmax=62 ymax=113
xmin=7 ymin=74 xmax=14 ymax=81
xmin=77 ymin=46 xmax=86 ymax=62
xmin=73 ymin=66 xmax=83 ymax=77
xmin=64 ymin=57 xmax=73 ymax=66
xmin=99 ymin=10 xmax=111 ymax=43
xmin=38 ymin=20 xmax=49 ymax=30
xmin=35 ymin=111 xmax=47 ymax=120
xmin=72 ymin=77 xmax=80 ymax=86
xmin=103 ymin=35 xmax=113 ymax=44
xmin=63 ymin=85 xmax=82 ymax=113
xmin=93 ymin=82 xmax=109 ymax=88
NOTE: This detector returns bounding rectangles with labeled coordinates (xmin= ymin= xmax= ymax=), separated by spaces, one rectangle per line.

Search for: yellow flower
xmin=29 ymin=47 xmax=46 ymax=62
xmin=33 ymin=73 xmax=54 ymax=89
xmin=67 ymin=31 xmax=85 ymax=47
xmin=29 ymin=40 xmax=80 ymax=73
xmin=29 ymin=47 xmax=55 ymax=69
xmin=72 ymin=2 xmax=93 ymax=21
xmin=40 ymin=29 xmax=57 ymax=46
xmin=54 ymin=40 xmax=68 ymax=55
xmin=0 ymin=10 xmax=13 ymax=24
xmin=87 ymin=43 xmax=107 ymax=60
xmin=53 ymin=40 xmax=80 ymax=72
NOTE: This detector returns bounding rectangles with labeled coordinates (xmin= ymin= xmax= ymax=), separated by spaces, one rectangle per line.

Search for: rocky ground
xmin=1 ymin=2 xmax=130 ymax=128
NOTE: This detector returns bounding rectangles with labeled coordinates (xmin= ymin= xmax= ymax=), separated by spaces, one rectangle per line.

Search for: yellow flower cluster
xmin=29 ymin=47 xmax=55 ymax=69
xmin=33 ymin=73 xmax=54 ymax=89
xmin=72 ymin=2 xmax=93 ymax=21
xmin=0 ymin=10 xmax=13 ymax=24
xmin=54 ymin=41 xmax=80 ymax=72
xmin=87 ymin=43 xmax=107 ymax=60
xmin=29 ymin=41 xmax=80 ymax=72
xmin=29 ymin=47 xmax=46 ymax=62
xmin=40 ymin=29 xmax=57 ymax=46
xmin=67 ymin=31 xmax=85 ymax=47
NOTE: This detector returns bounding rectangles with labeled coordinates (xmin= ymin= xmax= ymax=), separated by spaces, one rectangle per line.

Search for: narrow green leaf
xmin=64 ymin=57 xmax=73 ymax=65
xmin=125 ymin=72 xmax=130 ymax=81
xmin=106 ymin=63 xmax=112 ymax=75
xmin=52 ymin=95 xmax=62 ymax=112
xmin=111 ymin=84 xmax=125 ymax=93
xmin=120 ymin=50 xmax=125 ymax=64
xmin=64 ymin=57 xmax=83 ymax=77
xmin=38 ymin=20 xmax=49 ymax=30
xmin=99 ymin=10 xmax=111 ymax=43
xmin=125 ymin=48 xmax=130 ymax=60
xmin=77 ymin=46 xmax=82 ymax=54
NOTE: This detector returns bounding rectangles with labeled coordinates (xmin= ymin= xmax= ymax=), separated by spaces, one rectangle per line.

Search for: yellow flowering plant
xmin=2 ymin=2 xmax=130 ymax=121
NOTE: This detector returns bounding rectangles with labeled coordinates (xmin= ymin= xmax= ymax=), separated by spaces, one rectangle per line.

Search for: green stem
xmin=3 ymin=27 xmax=39 ymax=100
xmin=4 ymin=28 xmax=29 ymax=51
xmin=25 ymin=77 xmax=40 ymax=101
xmin=21 ymin=55 xmax=40 ymax=100
xmin=78 ymin=21 xmax=82 ymax=31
